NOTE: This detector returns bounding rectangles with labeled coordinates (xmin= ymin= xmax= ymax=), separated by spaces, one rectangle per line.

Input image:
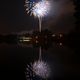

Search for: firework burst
xmin=25 ymin=0 xmax=51 ymax=18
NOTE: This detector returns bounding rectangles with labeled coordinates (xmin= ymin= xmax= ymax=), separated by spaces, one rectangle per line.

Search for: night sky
xmin=0 ymin=0 xmax=75 ymax=34
xmin=0 ymin=0 xmax=80 ymax=80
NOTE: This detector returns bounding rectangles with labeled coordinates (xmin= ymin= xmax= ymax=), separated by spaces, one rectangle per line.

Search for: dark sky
xmin=0 ymin=0 xmax=75 ymax=34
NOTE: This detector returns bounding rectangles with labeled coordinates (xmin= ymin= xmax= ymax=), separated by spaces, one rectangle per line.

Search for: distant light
xmin=35 ymin=36 xmax=38 ymax=39
xmin=52 ymin=34 xmax=56 ymax=37
xmin=36 ymin=40 xmax=38 ymax=43
xmin=23 ymin=37 xmax=32 ymax=40
xmin=60 ymin=34 xmax=63 ymax=38
xmin=60 ymin=43 xmax=62 ymax=46
xmin=20 ymin=37 xmax=32 ymax=42
xmin=23 ymin=39 xmax=30 ymax=42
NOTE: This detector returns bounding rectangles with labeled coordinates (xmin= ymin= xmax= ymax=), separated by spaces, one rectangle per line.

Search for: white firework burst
xmin=25 ymin=0 xmax=51 ymax=18
xmin=33 ymin=60 xmax=50 ymax=79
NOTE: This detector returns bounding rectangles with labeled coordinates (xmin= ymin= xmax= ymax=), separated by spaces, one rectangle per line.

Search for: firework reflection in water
xmin=25 ymin=61 xmax=50 ymax=79
xmin=33 ymin=60 xmax=50 ymax=79
xmin=25 ymin=0 xmax=51 ymax=79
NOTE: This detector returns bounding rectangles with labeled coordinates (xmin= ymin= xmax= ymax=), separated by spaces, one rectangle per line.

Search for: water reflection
xmin=0 ymin=30 xmax=80 ymax=80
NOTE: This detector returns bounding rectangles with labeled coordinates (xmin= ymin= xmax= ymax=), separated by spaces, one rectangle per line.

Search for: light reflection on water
xmin=0 ymin=43 xmax=79 ymax=80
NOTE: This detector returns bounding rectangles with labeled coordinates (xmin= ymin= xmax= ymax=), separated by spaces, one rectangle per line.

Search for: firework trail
xmin=39 ymin=17 xmax=42 ymax=32
xmin=25 ymin=0 xmax=50 ymax=32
